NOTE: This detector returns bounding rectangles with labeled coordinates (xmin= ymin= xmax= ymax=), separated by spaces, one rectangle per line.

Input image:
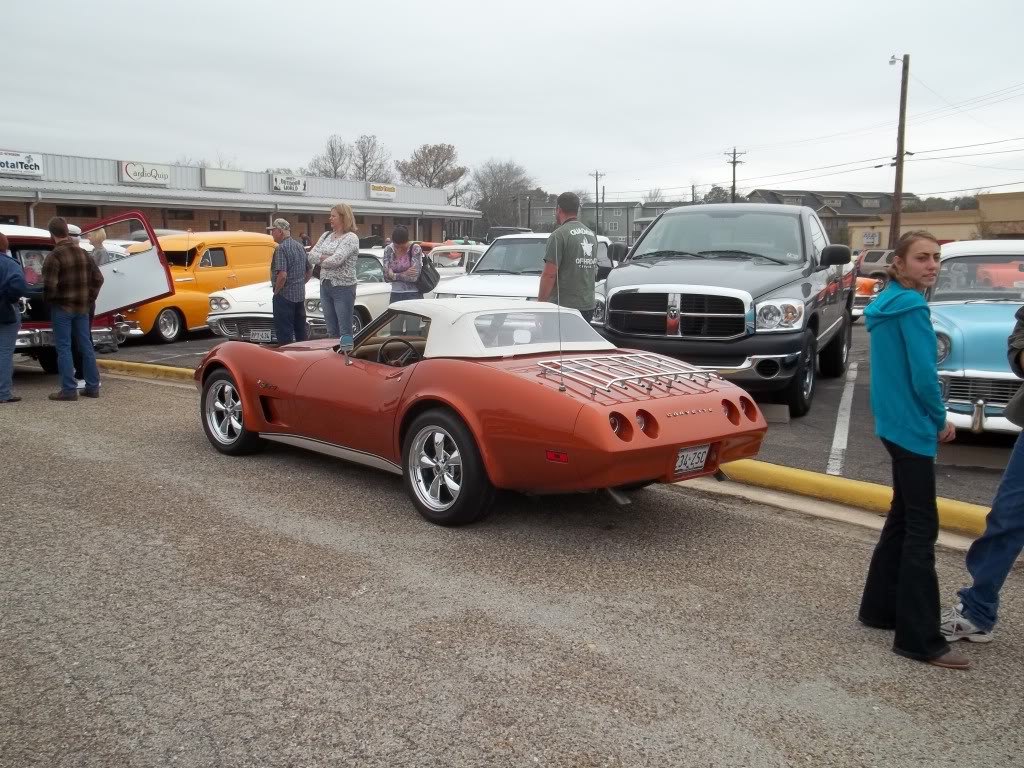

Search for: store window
xmin=240 ymin=212 xmax=268 ymax=223
xmin=56 ymin=205 xmax=98 ymax=219
xmin=0 ymin=215 xmax=17 ymax=225
xmin=167 ymin=209 xmax=195 ymax=220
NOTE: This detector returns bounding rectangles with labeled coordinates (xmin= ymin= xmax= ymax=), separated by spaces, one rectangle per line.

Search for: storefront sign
xmin=120 ymin=161 xmax=170 ymax=186
xmin=272 ymin=174 xmax=307 ymax=194
xmin=368 ymin=182 xmax=397 ymax=201
xmin=203 ymin=168 xmax=245 ymax=191
xmin=863 ymin=231 xmax=881 ymax=247
xmin=0 ymin=150 xmax=44 ymax=177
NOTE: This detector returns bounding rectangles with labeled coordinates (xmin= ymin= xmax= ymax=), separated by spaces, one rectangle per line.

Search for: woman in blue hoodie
xmin=857 ymin=231 xmax=971 ymax=670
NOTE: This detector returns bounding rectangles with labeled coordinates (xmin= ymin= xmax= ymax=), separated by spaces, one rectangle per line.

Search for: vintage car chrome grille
xmin=853 ymin=295 xmax=872 ymax=307
xmin=538 ymin=353 xmax=720 ymax=397
xmin=946 ymin=377 xmax=1022 ymax=407
xmin=217 ymin=318 xmax=277 ymax=342
xmin=608 ymin=292 xmax=746 ymax=339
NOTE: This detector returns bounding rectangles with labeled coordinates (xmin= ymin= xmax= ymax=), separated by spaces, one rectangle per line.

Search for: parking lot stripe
xmin=826 ymin=362 xmax=859 ymax=476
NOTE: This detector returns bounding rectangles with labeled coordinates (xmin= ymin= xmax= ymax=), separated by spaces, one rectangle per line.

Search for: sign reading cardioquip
xmin=0 ymin=150 xmax=44 ymax=177
xmin=120 ymin=161 xmax=170 ymax=186
xmin=368 ymin=182 xmax=397 ymax=201
xmin=273 ymin=174 xmax=307 ymax=194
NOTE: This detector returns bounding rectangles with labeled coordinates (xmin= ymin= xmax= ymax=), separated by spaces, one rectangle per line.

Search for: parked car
xmin=592 ymin=203 xmax=854 ymax=417
xmin=2 ymin=213 xmax=175 ymax=372
xmin=852 ymin=276 xmax=882 ymax=321
xmin=931 ymin=240 xmax=1024 ymax=434
xmin=485 ymin=226 xmax=532 ymax=243
xmin=430 ymin=233 xmax=616 ymax=300
xmin=425 ymin=243 xmax=487 ymax=281
xmin=123 ymin=231 xmax=277 ymax=343
xmin=195 ymin=299 xmax=767 ymax=525
xmin=207 ymin=252 xmax=392 ymax=342
xmin=857 ymin=248 xmax=895 ymax=287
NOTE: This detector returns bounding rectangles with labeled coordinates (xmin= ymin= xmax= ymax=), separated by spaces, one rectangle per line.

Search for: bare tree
xmin=213 ymin=152 xmax=238 ymax=170
xmin=172 ymin=155 xmax=209 ymax=168
xmin=350 ymin=135 xmax=394 ymax=183
xmin=306 ymin=135 xmax=351 ymax=179
xmin=396 ymin=143 xmax=468 ymax=190
xmin=643 ymin=187 xmax=664 ymax=203
xmin=466 ymin=159 xmax=533 ymax=230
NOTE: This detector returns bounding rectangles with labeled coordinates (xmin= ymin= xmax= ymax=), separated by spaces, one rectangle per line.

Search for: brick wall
xmin=0 ymin=200 xmax=29 ymax=225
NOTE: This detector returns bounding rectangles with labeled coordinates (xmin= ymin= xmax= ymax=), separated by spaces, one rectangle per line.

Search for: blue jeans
xmin=272 ymin=295 xmax=306 ymax=344
xmin=321 ymin=281 xmax=356 ymax=340
xmin=959 ymin=432 xmax=1024 ymax=631
xmin=0 ymin=316 xmax=19 ymax=400
xmin=52 ymin=306 xmax=99 ymax=393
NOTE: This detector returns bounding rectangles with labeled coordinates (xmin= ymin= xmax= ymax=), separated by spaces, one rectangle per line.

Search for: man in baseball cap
xmin=268 ymin=217 xmax=311 ymax=344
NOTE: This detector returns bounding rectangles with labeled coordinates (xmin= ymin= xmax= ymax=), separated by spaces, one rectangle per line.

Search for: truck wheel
xmin=783 ymin=331 xmax=817 ymax=418
xmin=819 ymin=312 xmax=852 ymax=378
xmin=36 ymin=348 xmax=59 ymax=374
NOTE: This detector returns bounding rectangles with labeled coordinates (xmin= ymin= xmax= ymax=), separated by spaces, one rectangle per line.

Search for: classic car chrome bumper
xmin=946 ymin=406 xmax=1020 ymax=435
xmin=16 ymin=326 xmax=118 ymax=348
xmin=208 ymin=314 xmax=329 ymax=343
xmin=940 ymin=370 xmax=1022 ymax=434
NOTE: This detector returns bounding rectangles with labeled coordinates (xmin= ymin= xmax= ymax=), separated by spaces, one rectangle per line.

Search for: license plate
xmin=249 ymin=329 xmax=273 ymax=342
xmin=675 ymin=444 xmax=710 ymax=475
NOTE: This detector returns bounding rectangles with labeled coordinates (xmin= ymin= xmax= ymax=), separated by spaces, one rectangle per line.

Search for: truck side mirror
xmin=820 ymin=244 xmax=852 ymax=267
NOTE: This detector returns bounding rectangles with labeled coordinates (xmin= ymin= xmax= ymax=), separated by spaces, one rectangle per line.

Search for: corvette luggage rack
xmin=538 ymin=353 xmax=719 ymax=396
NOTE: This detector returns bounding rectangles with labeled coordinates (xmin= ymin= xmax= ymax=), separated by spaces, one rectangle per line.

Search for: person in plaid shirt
xmin=268 ymin=218 xmax=311 ymax=344
xmin=42 ymin=217 xmax=104 ymax=401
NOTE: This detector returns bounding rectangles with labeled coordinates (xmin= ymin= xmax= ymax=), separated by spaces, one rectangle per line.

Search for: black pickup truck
xmin=592 ymin=203 xmax=853 ymax=416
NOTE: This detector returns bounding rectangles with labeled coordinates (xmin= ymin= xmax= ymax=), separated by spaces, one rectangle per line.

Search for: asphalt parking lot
xmin=93 ymin=324 xmax=1012 ymax=507
xmin=2 ymin=372 xmax=1021 ymax=767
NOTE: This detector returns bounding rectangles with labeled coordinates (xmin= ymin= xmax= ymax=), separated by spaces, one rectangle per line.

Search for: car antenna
xmin=554 ymin=240 xmax=566 ymax=392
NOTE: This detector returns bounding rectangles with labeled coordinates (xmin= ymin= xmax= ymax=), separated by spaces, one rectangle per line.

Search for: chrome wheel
xmin=801 ymin=345 xmax=815 ymax=400
xmin=206 ymin=379 xmax=243 ymax=445
xmin=410 ymin=425 xmax=463 ymax=513
xmin=157 ymin=309 xmax=181 ymax=342
xmin=351 ymin=311 xmax=364 ymax=334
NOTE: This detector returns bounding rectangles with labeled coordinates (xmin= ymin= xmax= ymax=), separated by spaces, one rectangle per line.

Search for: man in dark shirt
xmin=268 ymin=218 xmax=312 ymax=344
xmin=42 ymin=217 xmax=104 ymax=400
xmin=538 ymin=192 xmax=598 ymax=322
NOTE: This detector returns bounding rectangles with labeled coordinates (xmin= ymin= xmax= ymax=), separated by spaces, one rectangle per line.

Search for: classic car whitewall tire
xmin=403 ymin=409 xmax=495 ymax=526
xmin=201 ymin=370 xmax=265 ymax=455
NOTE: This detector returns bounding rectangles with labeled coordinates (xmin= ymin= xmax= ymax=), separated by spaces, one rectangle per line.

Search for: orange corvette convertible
xmin=195 ymin=299 xmax=767 ymax=525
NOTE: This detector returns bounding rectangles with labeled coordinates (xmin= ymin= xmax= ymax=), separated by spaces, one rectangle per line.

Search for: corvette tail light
xmin=635 ymin=409 xmax=659 ymax=438
xmin=739 ymin=397 xmax=758 ymax=422
xmin=545 ymin=450 xmax=569 ymax=463
xmin=722 ymin=399 xmax=741 ymax=426
xmin=608 ymin=411 xmax=633 ymax=441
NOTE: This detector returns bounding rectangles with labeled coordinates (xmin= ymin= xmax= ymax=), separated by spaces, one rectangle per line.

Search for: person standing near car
xmin=0 ymin=233 xmax=42 ymax=403
xmin=309 ymin=204 xmax=359 ymax=352
xmin=538 ymin=191 xmax=598 ymax=322
xmin=268 ymin=218 xmax=310 ymax=344
xmin=941 ymin=305 xmax=1024 ymax=644
xmin=42 ymin=217 xmax=103 ymax=401
xmin=71 ymin=226 xmax=111 ymax=388
xmin=857 ymin=230 xmax=971 ymax=670
xmin=383 ymin=226 xmax=423 ymax=302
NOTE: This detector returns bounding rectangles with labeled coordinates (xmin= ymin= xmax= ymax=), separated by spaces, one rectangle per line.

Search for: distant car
xmin=852 ymin=276 xmax=882 ymax=321
xmin=425 ymin=243 xmax=487 ymax=281
xmin=485 ymin=226 xmax=532 ymax=243
xmin=931 ymin=240 xmax=1024 ymax=434
xmin=208 ymin=252 xmax=391 ymax=342
xmin=195 ymin=299 xmax=767 ymax=526
xmin=857 ymin=248 xmax=895 ymax=287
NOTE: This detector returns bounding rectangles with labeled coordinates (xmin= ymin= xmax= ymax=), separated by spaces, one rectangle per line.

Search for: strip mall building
xmin=0 ymin=149 xmax=481 ymax=241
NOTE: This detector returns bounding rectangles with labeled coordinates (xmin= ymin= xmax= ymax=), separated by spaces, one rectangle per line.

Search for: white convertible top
xmin=942 ymin=240 xmax=1024 ymax=258
xmin=387 ymin=298 xmax=616 ymax=359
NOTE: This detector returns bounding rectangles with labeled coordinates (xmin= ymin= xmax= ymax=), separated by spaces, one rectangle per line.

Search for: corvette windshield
xmin=634 ymin=211 xmax=805 ymax=264
xmin=932 ymin=254 xmax=1024 ymax=302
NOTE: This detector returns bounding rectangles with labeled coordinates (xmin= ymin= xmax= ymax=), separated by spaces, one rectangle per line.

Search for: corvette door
xmin=80 ymin=212 xmax=175 ymax=315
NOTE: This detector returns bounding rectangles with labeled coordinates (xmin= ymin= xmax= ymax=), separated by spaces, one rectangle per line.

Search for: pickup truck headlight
xmin=209 ymin=297 xmax=230 ymax=312
xmin=755 ymin=299 xmax=804 ymax=332
xmin=305 ymin=299 xmax=322 ymax=313
xmin=936 ymin=332 xmax=951 ymax=364
xmin=592 ymin=295 xmax=606 ymax=325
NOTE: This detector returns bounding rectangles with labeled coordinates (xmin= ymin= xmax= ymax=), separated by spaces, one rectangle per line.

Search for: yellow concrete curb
xmin=96 ymin=359 xmax=196 ymax=383
xmin=721 ymin=459 xmax=990 ymax=537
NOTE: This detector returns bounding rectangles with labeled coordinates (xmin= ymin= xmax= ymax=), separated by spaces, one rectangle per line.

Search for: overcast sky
xmin=5 ymin=0 xmax=1023 ymax=202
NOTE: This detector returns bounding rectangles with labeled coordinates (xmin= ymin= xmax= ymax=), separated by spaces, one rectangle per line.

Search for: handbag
xmin=416 ymin=258 xmax=440 ymax=294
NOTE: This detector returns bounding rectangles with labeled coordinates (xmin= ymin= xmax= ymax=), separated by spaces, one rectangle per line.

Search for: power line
xmin=914 ymin=179 xmax=1024 ymax=195
xmin=911 ymin=74 xmax=1008 ymax=136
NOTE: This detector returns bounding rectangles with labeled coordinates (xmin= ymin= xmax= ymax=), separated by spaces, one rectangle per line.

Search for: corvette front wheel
xmin=403 ymin=409 xmax=494 ymax=526
xmin=201 ymin=370 xmax=265 ymax=456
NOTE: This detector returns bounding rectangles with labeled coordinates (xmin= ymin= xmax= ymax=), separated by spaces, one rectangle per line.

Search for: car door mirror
xmin=597 ymin=265 xmax=613 ymax=281
xmin=820 ymin=244 xmax=852 ymax=267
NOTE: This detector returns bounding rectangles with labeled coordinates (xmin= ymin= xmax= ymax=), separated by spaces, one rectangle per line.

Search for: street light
xmin=888 ymin=54 xmax=910 ymax=249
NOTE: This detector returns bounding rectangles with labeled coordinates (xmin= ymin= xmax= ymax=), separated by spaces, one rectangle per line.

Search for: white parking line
xmin=826 ymin=362 xmax=859 ymax=476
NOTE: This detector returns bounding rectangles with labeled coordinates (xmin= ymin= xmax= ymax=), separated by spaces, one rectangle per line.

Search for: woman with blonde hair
xmin=858 ymin=230 xmax=971 ymax=670
xmin=309 ymin=203 xmax=360 ymax=351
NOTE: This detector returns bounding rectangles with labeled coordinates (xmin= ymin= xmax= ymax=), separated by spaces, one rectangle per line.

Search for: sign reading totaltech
xmin=368 ymin=182 xmax=397 ymax=201
xmin=0 ymin=150 xmax=44 ymax=177
xmin=273 ymin=174 xmax=307 ymax=194
xmin=120 ymin=161 xmax=171 ymax=185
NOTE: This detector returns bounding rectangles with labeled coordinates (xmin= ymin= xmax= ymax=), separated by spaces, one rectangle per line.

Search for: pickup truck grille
xmin=608 ymin=292 xmax=746 ymax=339
xmin=946 ymin=377 xmax=1022 ymax=408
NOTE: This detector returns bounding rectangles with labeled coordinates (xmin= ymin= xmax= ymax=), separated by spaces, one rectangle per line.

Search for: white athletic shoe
xmin=941 ymin=603 xmax=993 ymax=643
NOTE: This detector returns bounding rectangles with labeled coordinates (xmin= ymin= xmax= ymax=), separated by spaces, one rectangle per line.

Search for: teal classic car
xmin=930 ymin=240 xmax=1024 ymax=434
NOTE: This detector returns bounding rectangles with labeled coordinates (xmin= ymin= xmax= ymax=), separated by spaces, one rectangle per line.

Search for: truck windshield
xmin=634 ymin=211 xmax=805 ymax=265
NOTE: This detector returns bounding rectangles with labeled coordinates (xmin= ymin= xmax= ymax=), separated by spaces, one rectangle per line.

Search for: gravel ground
xmin=1 ymin=369 xmax=1021 ymax=768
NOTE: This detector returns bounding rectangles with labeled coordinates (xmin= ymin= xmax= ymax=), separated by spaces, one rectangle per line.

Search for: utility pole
xmin=888 ymin=54 xmax=910 ymax=249
xmin=725 ymin=147 xmax=746 ymax=203
xmin=589 ymin=169 xmax=604 ymax=231
xmin=601 ymin=185 xmax=605 ymax=235
xmin=692 ymin=184 xmax=697 ymax=204
xmin=516 ymin=196 xmax=521 ymax=227
xmin=527 ymin=195 xmax=531 ymax=228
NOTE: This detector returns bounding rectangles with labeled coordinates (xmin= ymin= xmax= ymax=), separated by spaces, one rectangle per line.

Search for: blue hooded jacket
xmin=1 ymin=251 xmax=39 ymax=325
xmin=864 ymin=280 xmax=947 ymax=457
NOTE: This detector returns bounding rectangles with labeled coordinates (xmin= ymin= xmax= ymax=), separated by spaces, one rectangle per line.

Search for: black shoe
xmin=82 ymin=388 xmax=100 ymax=399
xmin=0 ymin=396 xmax=21 ymax=403
xmin=49 ymin=390 xmax=78 ymax=401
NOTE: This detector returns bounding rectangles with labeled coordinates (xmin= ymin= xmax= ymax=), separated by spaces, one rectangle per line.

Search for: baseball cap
xmin=267 ymin=217 xmax=291 ymax=232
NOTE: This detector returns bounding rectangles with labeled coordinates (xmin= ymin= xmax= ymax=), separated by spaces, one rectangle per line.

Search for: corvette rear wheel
xmin=201 ymin=370 xmax=265 ymax=456
xmin=403 ymin=409 xmax=494 ymax=526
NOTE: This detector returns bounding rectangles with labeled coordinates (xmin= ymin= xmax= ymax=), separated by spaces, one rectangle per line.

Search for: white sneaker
xmin=76 ymin=379 xmax=86 ymax=390
xmin=941 ymin=603 xmax=993 ymax=643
